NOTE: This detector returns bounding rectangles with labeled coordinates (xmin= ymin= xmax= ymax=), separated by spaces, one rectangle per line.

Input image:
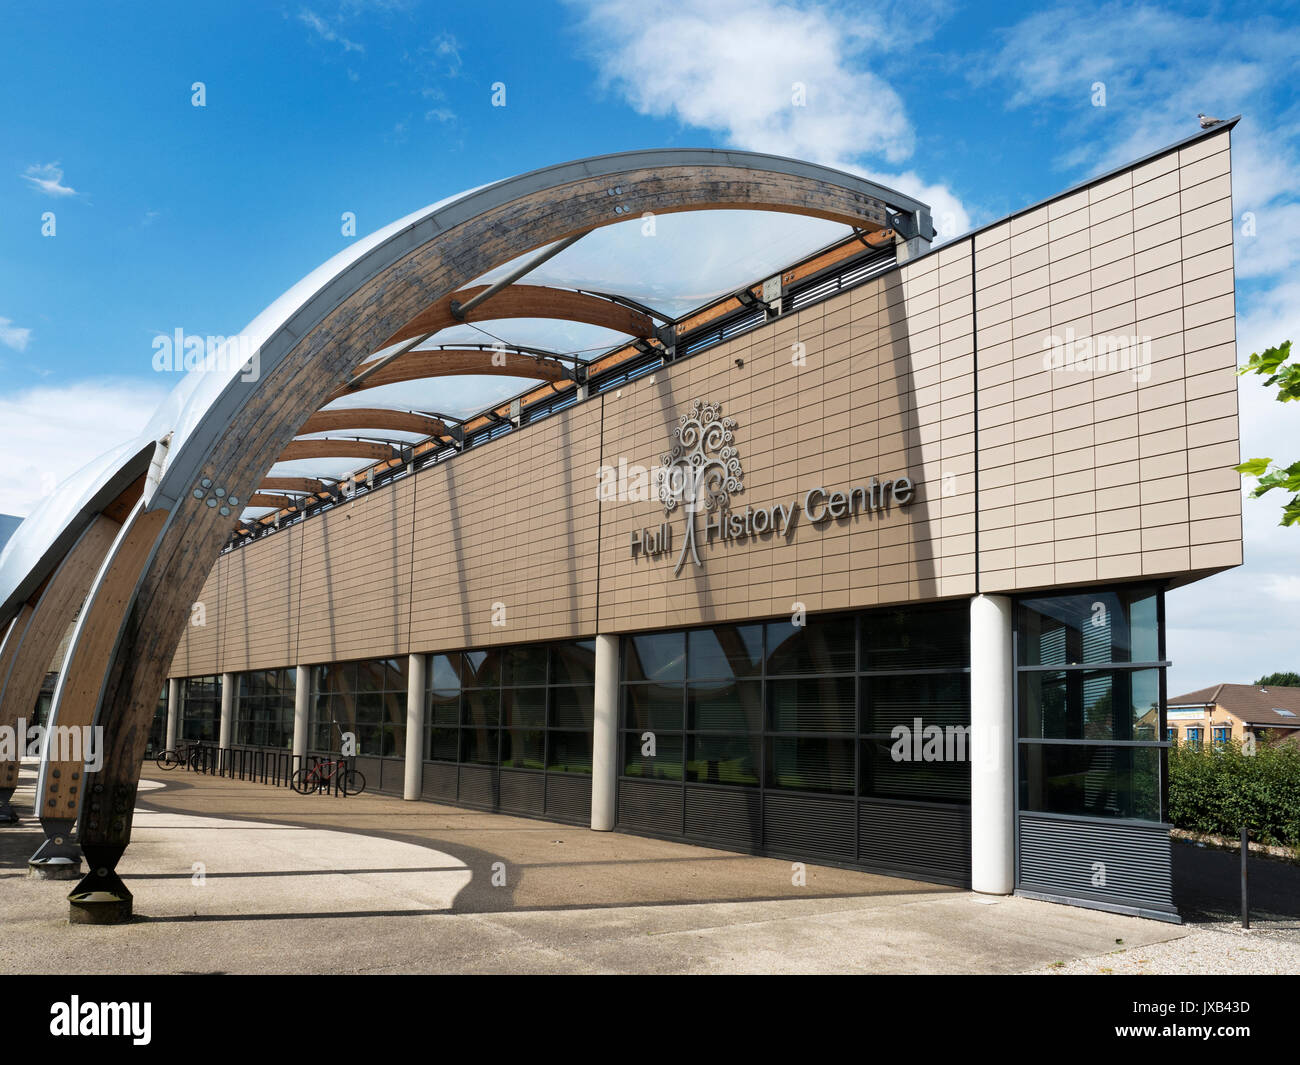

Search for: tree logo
xmin=655 ymin=399 xmax=744 ymax=575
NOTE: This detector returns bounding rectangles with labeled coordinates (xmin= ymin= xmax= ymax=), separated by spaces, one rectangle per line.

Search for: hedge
xmin=1168 ymin=739 xmax=1300 ymax=847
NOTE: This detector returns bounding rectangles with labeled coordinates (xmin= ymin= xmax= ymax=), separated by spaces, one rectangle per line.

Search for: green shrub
xmin=1168 ymin=739 xmax=1300 ymax=846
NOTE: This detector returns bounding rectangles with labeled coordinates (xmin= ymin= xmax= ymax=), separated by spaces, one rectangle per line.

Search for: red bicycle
xmin=290 ymin=757 xmax=365 ymax=796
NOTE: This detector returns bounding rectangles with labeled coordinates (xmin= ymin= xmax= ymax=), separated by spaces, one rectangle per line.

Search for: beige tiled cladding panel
xmin=168 ymin=130 xmax=1241 ymax=678
xmin=168 ymin=554 xmax=224 ymax=676
xmin=597 ymin=240 xmax=977 ymax=633
xmin=976 ymin=125 xmax=1241 ymax=593
xmin=406 ymin=401 xmax=602 ymax=652
xmin=293 ymin=475 xmax=417 ymax=665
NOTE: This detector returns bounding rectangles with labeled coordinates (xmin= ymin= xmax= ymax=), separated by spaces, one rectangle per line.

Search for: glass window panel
xmin=551 ymin=686 xmax=593 ymax=730
xmin=380 ymin=723 xmax=406 ymax=757
xmin=427 ymin=727 xmax=458 ymax=762
xmin=463 ymin=650 xmax=501 ymax=688
xmin=429 ymin=654 xmax=463 ymax=694
xmin=766 ymin=617 xmax=855 ymax=674
xmin=428 ymin=690 xmax=460 ymax=726
xmin=356 ymin=724 xmax=382 ymax=756
xmin=355 ymin=692 xmax=383 ymax=724
xmin=504 ymin=645 xmax=548 ymax=686
xmin=687 ymin=734 xmax=760 ymax=787
xmin=460 ymin=728 xmax=499 ymax=764
xmin=623 ymin=682 xmax=684 ymax=731
xmin=622 ymin=731 xmax=683 ymax=780
xmin=766 ymin=737 xmax=855 ymax=793
xmin=688 ymin=625 xmax=763 ymax=679
xmin=502 ymin=687 xmax=547 ymax=728
xmin=862 ymin=674 xmax=970 ymax=734
xmin=1018 ymin=587 xmax=1160 ymax=666
xmin=551 ymin=640 xmax=596 ymax=687
xmin=862 ymin=605 xmax=969 ymax=671
xmin=688 ymin=680 xmax=762 ymax=732
xmin=768 ymin=677 xmax=856 ymax=732
xmin=1018 ymin=743 xmax=1161 ymax=821
xmin=624 ymin=632 xmax=686 ymax=682
xmin=501 ymin=729 xmax=546 ymax=769
xmin=860 ymin=737 xmax=970 ymax=803
xmin=1019 ymin=669 xmax=1162 ymax=741
xmin=547 ymin=731 xmax=592 ymax=774
xmin=462 ymin=689 xmax=500 ymax=728
xmin=381 ymin=690 xmax=406 ymax=725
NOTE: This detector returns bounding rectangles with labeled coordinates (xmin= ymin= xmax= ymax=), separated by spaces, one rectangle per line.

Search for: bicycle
xmin=290 ymin=756 xmax=365 ymax=796
xmin=153 ymin=741 xmax=208 ymax=772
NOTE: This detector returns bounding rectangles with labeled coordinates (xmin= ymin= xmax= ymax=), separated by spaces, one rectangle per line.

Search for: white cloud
xmin=0 ymin=379 xmax=170 ymax=517
xmin=299 ymin=8 xmax=364 ymax=53
xmin=0 ymin=317 xmax=32 ymax=353
xmin=20 ymin=162 xmax=77 ymax=198
xmin=566 ymin=0 xmax=972 ymax=239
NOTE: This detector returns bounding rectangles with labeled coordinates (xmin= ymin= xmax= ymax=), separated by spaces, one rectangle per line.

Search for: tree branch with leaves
xmin=1235 ymin=340 xmax=1300 ymax=527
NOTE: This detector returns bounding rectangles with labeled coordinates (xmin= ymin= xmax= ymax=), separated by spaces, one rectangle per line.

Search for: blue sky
xmin=2 ymin=0 xmax=1299 ymax=692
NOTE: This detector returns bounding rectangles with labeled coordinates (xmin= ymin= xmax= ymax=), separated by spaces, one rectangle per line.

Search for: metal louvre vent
xmin=1018 ymin=814 xmax=1176 ymax=915
xmin=618 ymin=778 xmax=684 ymax=834
xmin=859 ymin=800 xmax=970 ymax=878
xmin=421 ymin=761 xmax=457 ymax=800
xmin=685 ymin=786 xmax=761 ymax=847
xmin=763 ymin=793 xmax=856 ymax=859
xmin=498 ymin=768 xmax=545 ymax=813
xmin=545 ymin=774 xmax=592 ymax=824
xmin=457 ymin=764 xmax=499 ymax=808
xmin=787 ymin=249 xmax=896 ymax=311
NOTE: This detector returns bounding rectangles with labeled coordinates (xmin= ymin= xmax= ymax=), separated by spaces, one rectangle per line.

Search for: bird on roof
xmin=1198 ymin=113 xmax=1224 ymax=129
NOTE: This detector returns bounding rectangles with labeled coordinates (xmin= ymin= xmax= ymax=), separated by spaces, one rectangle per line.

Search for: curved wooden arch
xmin=258 ymin=476 xmax=329 ymax=495
xmin=328 ymin=349 xmax=568 ymax=403
xmin=246 ymin=493 xmax=300 ymax=510
xmin=46 ymin=151 xmax=907 ymax=919
xmin=276 ymin=439 xmax=398 ymax=464
xmin=297 ymin=408 xmax=449 ymax=438
xmin=381 ymin=283 xmax=656 ymax=349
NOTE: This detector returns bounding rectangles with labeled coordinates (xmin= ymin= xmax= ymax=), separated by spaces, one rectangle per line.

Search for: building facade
xmin=163 ymin=122 xmax=1242 ymax=922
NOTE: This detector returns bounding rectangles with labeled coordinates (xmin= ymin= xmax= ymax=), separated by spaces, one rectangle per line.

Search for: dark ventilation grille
xmin=763 ymin=793 xmax=855 ymax=859
xmin=421 ymin=762 xmax=457 ymax=800
xmin=787 ymin=249 xmax=896 ymax=311
xmin=859 ymin=800 xmax=970 ymax=880
xmin=377 ymin=758 xmax=405 ymax=795
xmin=545 ymin=775 xmax=592 ymax=824
xmin=1018 ymin=814 xmax=1177 ymax=918
xmin=457 ymin=765 xmax=499 ymax=808
xmin=685 ymin=786 xmax=762 ymax=848
xmin=498 ymin=768 xmax=545 ymax=813
xmin=618 ymin=779 xmax=684 ymax=835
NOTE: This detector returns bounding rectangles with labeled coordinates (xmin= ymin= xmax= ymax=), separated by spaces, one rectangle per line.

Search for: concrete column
xmin=970 ymin=594 xmax=1015 ymax=895
xmin=218 ymin=672 xmax=235 ymax=750
xmin=590 ymin=634 xmax=620 ymax=831
xmin=403 ymin=653 xmax=426 ymax=800
xmin=165 ymin=677 xmax=181 ymax=750
xmin=292 ymin=665 xmax=310 ymax=764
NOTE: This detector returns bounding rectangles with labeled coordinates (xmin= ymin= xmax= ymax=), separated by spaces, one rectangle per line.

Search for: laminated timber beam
xmin=328 ymin=348 xmax=569 ymax=402
xmin=296 ymin=408 xmax=450 ymax=439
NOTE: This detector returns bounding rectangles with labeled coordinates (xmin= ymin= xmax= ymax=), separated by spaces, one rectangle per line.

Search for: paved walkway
xmin=0 ymin=767 xmax=1246 ymax=974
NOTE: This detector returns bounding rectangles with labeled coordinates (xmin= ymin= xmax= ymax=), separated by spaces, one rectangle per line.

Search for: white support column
xmin=590 ymin=634 xmax=620 ymax=831
xmin=970 ymin=594 xmax=1015 ymax=895
xmin=218 ymin=672 xmax=235 ymax=750
xmin=292 ymin=665 xmax=310 ymax=764
xmin=165 ymin=677 xmax=180 ymax=750
xmin=404 ymin=652 xmax=426 ymax=801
